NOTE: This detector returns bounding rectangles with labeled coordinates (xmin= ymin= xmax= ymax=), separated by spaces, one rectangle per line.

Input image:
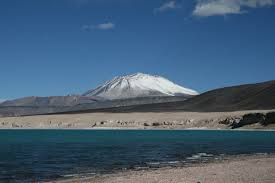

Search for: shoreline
xmin=48 ymin=154 xmax=275 ymax=183
xmin=1 ymin=127 xmax=275 ymax=131
xmin=0 ymin=109 xmax=275 ymax=130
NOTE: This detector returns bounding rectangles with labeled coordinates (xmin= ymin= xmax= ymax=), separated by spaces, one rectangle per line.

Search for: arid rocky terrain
xmin=0 ymin=110 xmax=274 ymax=129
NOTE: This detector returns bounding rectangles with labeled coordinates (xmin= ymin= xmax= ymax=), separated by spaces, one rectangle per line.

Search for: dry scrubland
xmin=0 ymin=110 xmax=275 ymax=129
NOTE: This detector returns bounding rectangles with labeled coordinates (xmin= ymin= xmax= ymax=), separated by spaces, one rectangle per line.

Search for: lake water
xmin=0 ymin=129 xmax=275 ymax=182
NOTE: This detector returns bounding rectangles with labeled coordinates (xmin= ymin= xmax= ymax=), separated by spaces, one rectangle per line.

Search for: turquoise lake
xmin=0 ymin=129 xmax=275 ymax=182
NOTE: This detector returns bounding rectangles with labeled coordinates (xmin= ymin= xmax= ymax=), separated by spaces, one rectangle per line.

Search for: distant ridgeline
xmin=0 ymin=96 xmax=189 ymax=117
xmin=98 ymin=80 xmax=275 ymax=113
xmin=0 ymin=77 xmax=275 ymax=117
xmin=52 ymin=80 xmax=275 ymax=114
xmin=0 ymin=73 xmax=198 ymax=117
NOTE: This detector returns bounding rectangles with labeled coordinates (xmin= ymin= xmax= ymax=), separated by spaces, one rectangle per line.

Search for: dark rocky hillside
xmin=65 ymin=80 xmax=275 ymax=113
xmin=174 ymin=80 xmax=275 ymax=112
xmin=1 ymin=80 xmax=275 ymax=116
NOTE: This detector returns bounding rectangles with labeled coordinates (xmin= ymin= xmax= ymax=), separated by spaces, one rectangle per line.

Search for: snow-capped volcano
xmin=83 ymin=73 xmax=198 ymax=100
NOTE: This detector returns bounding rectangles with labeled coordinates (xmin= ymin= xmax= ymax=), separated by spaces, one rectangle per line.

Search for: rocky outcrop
xmin=219 ymin=112 xmax=275 ymax=129
xmin=262 ymin=112 xmax=275 ymax=126
xmin=231 ymin=113 xmax=266 ymax=129
xmin=219 ymin=117 xmax=241 ymax=125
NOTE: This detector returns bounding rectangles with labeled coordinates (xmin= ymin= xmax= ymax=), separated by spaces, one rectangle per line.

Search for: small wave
xmin=134 ymin=166 xmax=150 ymax=170
xmin=63 ymin=174 xmax=79 ymax=178
xmin=146 ymin=162 xmax=161 ymax=165
xmin=197 ymin=153 xmax=213 ymax=157
xmin=146 ymin=160 xmax=181 ymax=166
xmin=186 ymin=153 xmax=214 ymax=160
xmin=186 ymin=155 xmax=201 ymax=160
xmin=63 ymin=172 xmax=96 ymax=178
xmin=165 ymin=161 xmax=180 ymax=164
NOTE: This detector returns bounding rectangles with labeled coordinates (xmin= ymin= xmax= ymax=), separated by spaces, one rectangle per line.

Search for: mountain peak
xmin=119 ymin=72 xmax=152 ymax=79
xmin=83 ymin=73 xmax=198 ymax=100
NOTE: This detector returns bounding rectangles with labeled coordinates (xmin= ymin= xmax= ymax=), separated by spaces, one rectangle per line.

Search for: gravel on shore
xmin=49 ymin=155 xmax=275 ymax=183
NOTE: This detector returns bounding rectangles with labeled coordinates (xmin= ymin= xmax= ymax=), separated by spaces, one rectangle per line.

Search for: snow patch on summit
xmin=83 ymin=73 xmax=198 ymax=100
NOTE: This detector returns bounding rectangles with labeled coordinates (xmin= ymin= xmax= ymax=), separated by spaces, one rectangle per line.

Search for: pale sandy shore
xmin=49 ymin=155 xmax=275 ymax=183
xmin=0 ymin=109 xmax=275 ymax=129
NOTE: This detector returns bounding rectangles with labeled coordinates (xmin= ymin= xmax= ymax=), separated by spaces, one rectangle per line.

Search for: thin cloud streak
xmin=154 ymin=1 xmax=181 ymax=13
xmin=193 ymin=0 xmax=275 ymax=17
xmin=82 ymin=22 xmax=115 ymax=31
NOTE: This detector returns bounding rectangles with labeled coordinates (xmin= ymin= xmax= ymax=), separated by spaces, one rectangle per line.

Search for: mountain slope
xmin=71 ymin=80 xmax=275 ymax=113
xmin=180 ymin=80 xmax=275 ymax=111
xmin=0 ymin=73 xmax=198 ymax=116
xmin=83 ymin=73 xmax=198 ymax=100
xmin=0 ymin=73 xmax=198 ymax=107
xmin=0 ymin=95 xmax=100 ymax=107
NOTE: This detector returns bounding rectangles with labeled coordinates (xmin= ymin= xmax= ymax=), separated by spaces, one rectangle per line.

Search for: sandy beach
xmin=48 ymin=155 xmax=275 ymax=183
xmin=0 ymin=110 xmax=275 ymax=129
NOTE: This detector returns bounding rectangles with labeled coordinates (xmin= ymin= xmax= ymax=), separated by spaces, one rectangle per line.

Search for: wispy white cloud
xmin=82 ymin=22 xmax=115 ymax=31
xmin=193 ymin=0 xmax=275 ymax=17
xmin=154 ymin=1 xmax=181 ymax=13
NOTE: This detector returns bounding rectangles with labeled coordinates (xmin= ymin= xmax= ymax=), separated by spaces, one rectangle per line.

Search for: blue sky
xmin=1 ymin=0 xmax=275 ymax=100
